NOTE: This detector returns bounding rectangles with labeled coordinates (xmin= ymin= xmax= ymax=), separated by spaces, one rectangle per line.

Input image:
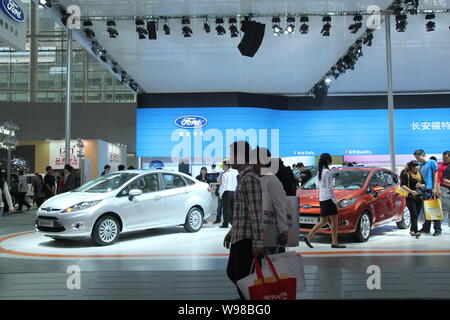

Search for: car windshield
xmin=302 ymin=170 xmax=370 ymax=190
xmin=74 ymin=173 xmax=138 ymax=193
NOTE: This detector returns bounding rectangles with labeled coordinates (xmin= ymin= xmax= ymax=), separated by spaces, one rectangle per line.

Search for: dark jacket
xmin=64 ymin=174 xmax=77 ymax=192
xmin=275 ymin=159 xmax=297 ymax=196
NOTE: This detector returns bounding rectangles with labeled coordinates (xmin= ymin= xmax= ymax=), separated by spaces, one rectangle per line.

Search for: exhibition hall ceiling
xmin=49 ymin=0 xmax=450 ymax=94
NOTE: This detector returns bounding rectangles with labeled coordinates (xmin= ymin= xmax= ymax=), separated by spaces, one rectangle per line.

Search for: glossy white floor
xmin=1 ymin=211 xmax=449 ymax=299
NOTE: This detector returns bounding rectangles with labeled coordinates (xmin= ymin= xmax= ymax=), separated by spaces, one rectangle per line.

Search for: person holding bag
xmin=400 ymin=161 xmax=425 ymax=238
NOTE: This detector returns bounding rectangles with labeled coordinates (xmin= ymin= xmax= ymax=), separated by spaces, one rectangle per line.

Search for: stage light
xmin=321 ymin=16 xmax=331 ymax=36
xmin=229 ymin=17 xmax=239 ymax=37
xmin=136 ymin=19 xmax=147 ymax=39
xmin=349 ymin=15 xmax=363 ymax=34
xmin=272 ymin=17 xmax=283 ymax=36
xmin=163 ymin=24 xmax=170 ymax=35
xmin=363 ymin=32 xmax=373 ymax=46
xmin=100 ymin=52 xmax=108 ymax=63
xmin=204 ymin=22 xmax=211 ymax=33
xmin=425 ymin=13 xmax=436 ymax=32
xmin=215 ymin=18 xmax=226 ymax=35
xmin=299 ymin=16 xmax=309 ymax=34
xmin=39 ymin=0 xmax=51 ymax=7
xmin=324 ymin=76 xmax=333 ymax=85
xmin=285 ymin=16 xmax=295 ymax=35
xmin=84 ymin=28 xmax=96 ymax=39
xmin=182 ymin=17 xmax=193 ymax=37
xmin=107 ymin=20 xmax=119 ymax=38
xmin=60 ymin=8 xmax=69 ymax=26
xmin=404 ymin=0 xmax=419 ymax=14
xmin=395 ymin=7 xmax=408 ymax=32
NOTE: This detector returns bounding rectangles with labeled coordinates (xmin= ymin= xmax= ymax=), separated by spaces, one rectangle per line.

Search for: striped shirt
xmin=229 ymin=166 xmax=264 ymax=248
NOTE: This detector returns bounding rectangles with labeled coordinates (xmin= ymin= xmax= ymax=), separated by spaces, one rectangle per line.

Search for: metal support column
xmin=29 ymin=1 xmax=38 ymax=102
xmin=385 ymin=14 xmax=396 ymax=172
xmin=65 ymin=30 xmax=73 ymax=165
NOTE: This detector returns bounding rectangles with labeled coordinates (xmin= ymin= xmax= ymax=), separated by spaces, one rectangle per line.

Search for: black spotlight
xmin=312 ymin=80 xmax=329 ymax=106
xmin=363 ymin=31 xmax=374 ymax=46
xmin=272 ymin=17 xmax=283 ymax=36
xmin=136 ymin=19 xmax=147 ymax=39
xmin=299 ymin=16 xmax=309 ymax=34
xmin=395 ymin=8 xmax=408 ymax=32
xmin=238 ymin=19 xmax=266 ymax=57
xmin=285 ymin=16 xmax=295 ymax=35
xmin=204 ymin=21 xmax=211 ymax=33
xmin=182 ymin=17 xmax=193 ymax=37
xmin=215 ymin=18 xmax=226 ymax=35
xmin=84 ymin=28 xmax=96 ymax=39
xmin=229 ymin=17 xmax=239 ymax=37
xmin=321 ymin=16 xmax=332 ymax=36
xmin=425 ymin=14 xmax=436 ymax=32
xmin=100 ymin=51 xmax=108 ymax=63
xmin=39 ymin=0 xmax=51 ymax=8
xmin=404 ymin=0 xmax=419 ymax=14
xmin=147 ymin=21 xmax=157 ymax=40
xmin=60 ymin=8 xmax=70 ymax=26
xmin=107 ymin=20 xmax=119 ymax=38
xmin=121 ymin=71 xmax=127 ymax=84
xmin=163 ymin=23 xmax=170 ymax=35
xmin=349 ymin=15 xmax=363 ymax=34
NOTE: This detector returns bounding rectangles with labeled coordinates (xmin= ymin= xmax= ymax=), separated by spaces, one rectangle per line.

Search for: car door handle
xmin=152 ymin=196 xmax=162 ymax=200
xmin=183 ymin=190 xmax=190 ymax=194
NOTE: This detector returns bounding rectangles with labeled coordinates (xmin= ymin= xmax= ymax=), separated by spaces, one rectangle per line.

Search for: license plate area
xmin=300 ymin=216 xmax=319 ymax=224
xmin=37 ymin=219 xmax=54 ymax=227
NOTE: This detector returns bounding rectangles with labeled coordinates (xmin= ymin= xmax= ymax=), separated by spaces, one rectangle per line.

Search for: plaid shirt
xmin=229 ymin=166 xmax=264 ymax=248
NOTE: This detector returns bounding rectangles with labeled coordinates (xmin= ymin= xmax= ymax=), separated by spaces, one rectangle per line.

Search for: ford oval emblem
xmin=174 ymin=116 xmax=207 ymax=129
xmin=1 ymin=0 xmax=25 ymax=23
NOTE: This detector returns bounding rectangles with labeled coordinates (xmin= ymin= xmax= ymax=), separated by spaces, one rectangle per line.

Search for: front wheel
xmin=396 ymin=206 xmax=411 ymax=229
xmin=184 ymin=207 xmax=203 ymax=233
xmin=91 ymin=215 xmax=120 ymax=246
xmin=353 ymin=212 xmax=372 ymax=242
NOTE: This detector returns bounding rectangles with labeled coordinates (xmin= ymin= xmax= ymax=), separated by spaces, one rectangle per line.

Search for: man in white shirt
xmin=218 ymin=161 xmax=238 ymax=228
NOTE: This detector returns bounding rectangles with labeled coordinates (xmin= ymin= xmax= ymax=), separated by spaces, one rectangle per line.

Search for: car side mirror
xmin=128 ymin=189 xmax=143 ymax=201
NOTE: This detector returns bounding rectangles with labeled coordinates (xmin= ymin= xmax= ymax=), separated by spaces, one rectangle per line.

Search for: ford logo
xmin=174 ymin=116 xmax=207 ymax=129
xmin=1 ymin=0 xmax=25 ymax=23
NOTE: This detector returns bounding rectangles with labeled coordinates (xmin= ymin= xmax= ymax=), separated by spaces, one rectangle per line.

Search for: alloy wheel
xmin=189 ymin=209 xmax=203 ymax=230
xmin=99 ymin=219 xmax=118 ymax=243
xmin=403 ymin=207 xmax=411 ymax=226
xmin=361 ymin=214 xmax=371 ymax=239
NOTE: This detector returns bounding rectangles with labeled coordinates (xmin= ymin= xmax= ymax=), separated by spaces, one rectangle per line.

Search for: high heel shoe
xmin=303 ymin=237 xmax=313 ymax=248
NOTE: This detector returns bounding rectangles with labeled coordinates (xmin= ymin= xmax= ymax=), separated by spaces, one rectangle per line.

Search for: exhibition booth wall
xmin=20 ymin=139 xmax=127 ymax=180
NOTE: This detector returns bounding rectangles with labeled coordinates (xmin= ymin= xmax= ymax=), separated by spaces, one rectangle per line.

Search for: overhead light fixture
xmin=363 ymin=31 xmax=374 ymax=46
xmin=425 ymin=13 xmax=436 ymax=32
xmin=229 ymin=17 xmax=239 ymax=37
xmin=272 ymin=17 xmax=283 ymax=36
xmin=163 ymin=21 xmax=170 ymax=35
xmin=84 ymin=28 xmax=96 ymax=39
xmin=299 ymin=16 xmax=309 ymax=34
xmin=349 ymin=15 xmax=363 ymax=34
xmin=39 ymin=0 xmax=51 ymax=8
xmin=100 ymin=51 xmax=108 ymax=63
xmin=107 ymin=20 xmax=119 ymax=38
xmin=182 ymin=17 xmax=193 ymax=37
xmin=395 ymin=13 xmax=408 ymax=32
xmin=135 ymin=19 xmax=147 ymax=39
xmin=285 ymin=16 xmax=295 ymax=35
xmin=321 ymin=16 xmax=332 ymax=36
xmin=204 ymin=20 xmax=211 ymax=33
xmin=404 ymin=0 xmax=419 ymax=15
xmin=215 ymin=18 xmax=226 ymax=35
xmin=60 ymin=8 xmax=70 ymax=26
xmin=121 ymin=71 xmax=128 ymax=84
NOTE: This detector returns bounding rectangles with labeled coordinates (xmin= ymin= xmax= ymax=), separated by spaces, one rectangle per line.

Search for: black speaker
xmin=147 ymin=21 xmax=157 ymax=40
xmin=238 ymin=21 xmax=265 ymax=57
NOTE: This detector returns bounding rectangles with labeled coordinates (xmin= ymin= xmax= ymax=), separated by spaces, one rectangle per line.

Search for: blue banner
xmin=136 ymin=107 xmax=450 ymax=158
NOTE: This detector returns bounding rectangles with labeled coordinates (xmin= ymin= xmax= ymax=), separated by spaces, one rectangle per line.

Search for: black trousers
xmin=17 ymin=192 xmax=30 ymax=210
xmin=227 ymin=239 xmax=261 ymax=300
xmin=406 ymin=197 xmax=423 ymax=233
xmin=222 ymin=191 xmax=234 ymax=227
xmin=215 ymin=198 xmax=223 ymax=222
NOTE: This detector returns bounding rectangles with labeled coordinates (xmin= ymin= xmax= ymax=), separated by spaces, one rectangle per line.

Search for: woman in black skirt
xmin=304 ymin=153 xmax=346 ymax=249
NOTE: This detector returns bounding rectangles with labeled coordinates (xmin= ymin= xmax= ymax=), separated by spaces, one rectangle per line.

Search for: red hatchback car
xmin=297 ymin=167 xmax=410 ymax=242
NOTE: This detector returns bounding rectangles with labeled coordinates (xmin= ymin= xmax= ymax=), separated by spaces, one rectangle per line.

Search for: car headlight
xmin=62 ymin=200 xmax=102 ymax=213
xmin=339 ymin=198 xmax=357 ymax=208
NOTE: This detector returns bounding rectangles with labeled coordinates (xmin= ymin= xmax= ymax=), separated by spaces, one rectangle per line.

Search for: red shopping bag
xmin=248 ymin=255 xmax=297 ymax=300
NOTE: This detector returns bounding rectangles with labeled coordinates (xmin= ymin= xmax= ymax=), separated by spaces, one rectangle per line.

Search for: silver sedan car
xmin=36 ymin=170 xmax=213 ymax=245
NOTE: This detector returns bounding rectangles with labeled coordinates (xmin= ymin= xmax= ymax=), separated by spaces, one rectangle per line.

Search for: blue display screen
xmin=136 ymin=107 xmax=450 ymax=158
